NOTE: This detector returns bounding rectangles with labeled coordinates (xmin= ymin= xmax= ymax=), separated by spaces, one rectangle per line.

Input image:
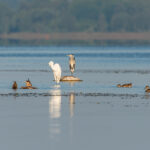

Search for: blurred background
xmin=0 ymin=0 xmax=150 ymax=45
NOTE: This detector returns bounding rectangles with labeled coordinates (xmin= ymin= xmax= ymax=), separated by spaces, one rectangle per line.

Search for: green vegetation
xmin=0 ymin=0 xmax=150 ymax=34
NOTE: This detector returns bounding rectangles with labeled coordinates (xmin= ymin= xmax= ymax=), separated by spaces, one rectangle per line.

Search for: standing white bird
xmin=48 ymin=61 xmax=61 ymax=83
xmin=67 ymin=54 xmax=75 ymax=75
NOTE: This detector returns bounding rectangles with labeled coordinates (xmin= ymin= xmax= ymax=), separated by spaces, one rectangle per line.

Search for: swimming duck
xmin=20 ymin=86 xmax=37 ymax=89
xmin=25 ymin=78 xmax=32 ymax=87
xmin=145 ymin=85 xmax=150 ymax=93
xmin=117 ymin=83 xmax=132 ymax=88
xmin=21 ymin=79 xmax=37 ymax=89
xmin=12 ymin=81 xmax=18 ymax=90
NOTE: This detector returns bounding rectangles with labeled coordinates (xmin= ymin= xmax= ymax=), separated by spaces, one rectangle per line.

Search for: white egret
xmin=67 ymin=54 xmax=75 ymax=75
xmin=48 ymin=61 xmax=61 ymax=83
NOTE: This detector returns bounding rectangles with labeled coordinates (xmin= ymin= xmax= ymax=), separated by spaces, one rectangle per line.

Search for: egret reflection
xmin=49 ymin=89 xmax=76 ymax=140
xmin=49 ymin=89 xmax=61 ymax=119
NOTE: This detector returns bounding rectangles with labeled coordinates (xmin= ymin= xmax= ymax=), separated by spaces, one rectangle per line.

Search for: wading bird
xmin=48 ymin=61 xmax=61 ymax=83
xmin=67 ymin=54 xmax=75 ymax=75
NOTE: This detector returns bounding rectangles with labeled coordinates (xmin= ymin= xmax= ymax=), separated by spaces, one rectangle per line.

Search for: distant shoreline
xmin=1 ymin=32 xmax=150 ymax=41
xmin=1 ymin=32 xmax=150 ymax=46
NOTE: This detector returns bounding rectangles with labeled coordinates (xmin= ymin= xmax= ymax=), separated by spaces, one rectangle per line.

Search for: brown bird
xmin=145 ymin=85 xmax=150 ymax=93
xmin=25 ymin=79 xmax=32 ymax=87
xmin=21 ymin=79 xmax=37 ymax=89
xmin=20 ymin=86 xmax=37 ymax=89
xmin=12 ymin=81 xmax=18 ymax=90
xmin=117 ymin=83 xmax=132 ymax=88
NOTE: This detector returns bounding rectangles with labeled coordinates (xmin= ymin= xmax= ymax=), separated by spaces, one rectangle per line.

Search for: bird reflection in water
xmin=49 ymin=89 xmax=76 ymax=140
xmin=65 ymin=80 xmax=81 ymax=87
xmin=49 ymin=88 xmax=61 ymax=139
xmin=69 ymin=81 xmax=76 ymax=87
xmin=69 ymin=92 xmax=75 ymax=118
xmin=49 ymin=88 xmax=61 ymax=119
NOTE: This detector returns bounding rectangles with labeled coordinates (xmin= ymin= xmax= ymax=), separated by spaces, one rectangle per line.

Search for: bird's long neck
xmin=70 ymin=57 xmax=74 ymax=60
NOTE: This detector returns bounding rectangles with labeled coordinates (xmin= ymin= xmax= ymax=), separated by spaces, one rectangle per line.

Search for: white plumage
xmin=48 ymin=61 xmax=61 ymax=83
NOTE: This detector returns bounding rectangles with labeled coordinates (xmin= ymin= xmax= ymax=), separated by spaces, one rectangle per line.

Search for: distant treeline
xmin=0 ymin=0 xmax=150 ymax=34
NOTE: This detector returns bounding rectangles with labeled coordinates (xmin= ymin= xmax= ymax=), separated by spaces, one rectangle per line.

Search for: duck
xmin=117 ymin=83 xmax=132 ymax=88
xmin=12 ymin=81 xmax=18 ymax=90
xmin=20 ymin=86 xmax=37 ymax=89
xmin=25 ymin=78 xmax=32 ymax=87
xmin=145 ymin=85 xmax=150 ymax=93
xmin=21 ymin=79 xmax=37 ymax=89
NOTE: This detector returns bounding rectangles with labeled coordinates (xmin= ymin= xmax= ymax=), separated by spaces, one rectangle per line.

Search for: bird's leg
xmin=54 ymin=75 xmax=56 ymax=81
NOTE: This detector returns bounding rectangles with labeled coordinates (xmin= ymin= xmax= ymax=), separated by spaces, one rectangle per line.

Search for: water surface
xmin=0 ymin=46 xmax=150 ymax=150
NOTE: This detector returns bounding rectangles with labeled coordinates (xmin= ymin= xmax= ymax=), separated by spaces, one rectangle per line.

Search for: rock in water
xmin=60 ymin=76 xmax=82 ymax=82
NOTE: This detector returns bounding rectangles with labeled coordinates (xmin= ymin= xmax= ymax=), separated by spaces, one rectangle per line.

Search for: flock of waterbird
xmin=117 ymin=83 xmax=150 ymax=93
xmin=12 ymin=54 xmax=76 ymax=89
xmin=11 ymin=54 xmax=150 ymax=93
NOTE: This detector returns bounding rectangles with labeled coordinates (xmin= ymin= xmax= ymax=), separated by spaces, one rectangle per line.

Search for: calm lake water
xmin=0 ymin=46 xmax=150 ymax=150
